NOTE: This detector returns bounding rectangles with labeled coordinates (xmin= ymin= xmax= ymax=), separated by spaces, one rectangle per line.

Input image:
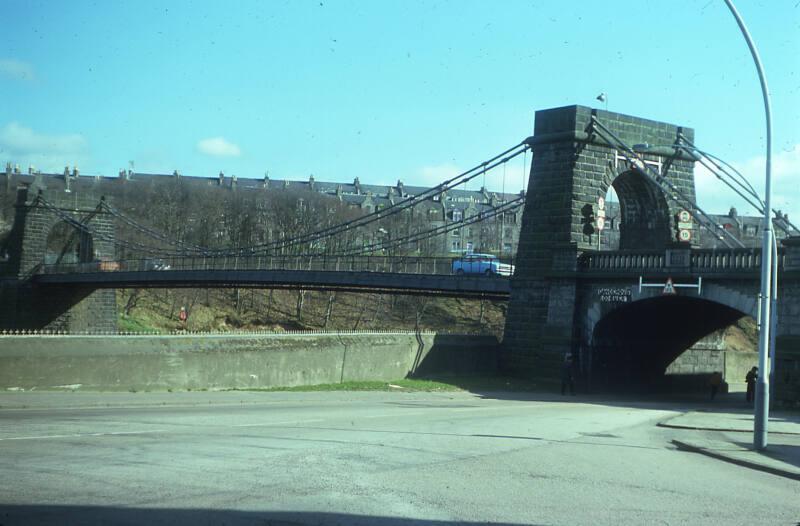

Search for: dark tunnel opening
xmin=590 ymin=296 xmax=746 ymax=394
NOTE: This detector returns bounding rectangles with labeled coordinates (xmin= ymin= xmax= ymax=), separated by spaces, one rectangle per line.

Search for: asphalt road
xmin=0 ymin=391 xmax=797 ymax=526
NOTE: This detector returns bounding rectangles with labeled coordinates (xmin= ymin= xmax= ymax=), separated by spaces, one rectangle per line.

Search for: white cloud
xmin=197 ymin=137 xmax=241 ymax=157
xmin=0 ymin=123 xmax=86 ymax=155
xmin=0 ymin=59 xmax=36 ymax=82
xmin=696 ymin=144 xmax=800 ymax=222
xmin=0 ymin=122 xmax=88 ymax=171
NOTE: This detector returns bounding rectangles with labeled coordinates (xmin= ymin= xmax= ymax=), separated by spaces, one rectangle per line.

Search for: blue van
xmin=451 ymin=253 xmax=514 ymax=276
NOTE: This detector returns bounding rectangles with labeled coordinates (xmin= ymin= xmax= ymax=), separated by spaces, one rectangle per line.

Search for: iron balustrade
xmin=579 ymin=247 xmax=784 ymax=273
xmin=580 ymin=250 xmax=665 ymax=271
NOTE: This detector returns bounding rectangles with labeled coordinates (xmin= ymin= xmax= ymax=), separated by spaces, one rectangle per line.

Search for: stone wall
xmin=0 ymin=332 xmax=499 ymax=392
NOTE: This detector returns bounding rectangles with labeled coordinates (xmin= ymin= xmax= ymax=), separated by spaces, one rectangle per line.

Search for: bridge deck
xmin=31 ymin=269 xmax=512 ymax=300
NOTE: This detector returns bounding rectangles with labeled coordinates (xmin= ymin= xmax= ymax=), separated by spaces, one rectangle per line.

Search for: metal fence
xmin=39 ymin=254 xmax=516 ymax=277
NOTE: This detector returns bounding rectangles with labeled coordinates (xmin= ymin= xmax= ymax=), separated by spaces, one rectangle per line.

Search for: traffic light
xmin=581 ymin=203 xmax=595 ymax=236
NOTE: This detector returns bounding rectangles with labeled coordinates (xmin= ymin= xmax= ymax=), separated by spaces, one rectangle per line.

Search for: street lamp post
xmin=723 ymin=0 xmax=773 ymax=451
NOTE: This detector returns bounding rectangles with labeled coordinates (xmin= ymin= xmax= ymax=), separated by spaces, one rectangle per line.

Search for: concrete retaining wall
xmin=725 ymin=351 xmax=759 ymax=393
xmin=662 ymin=349 xmax=757 ymax=393
xmin=0 ymin=332 xmax=498 ymax=391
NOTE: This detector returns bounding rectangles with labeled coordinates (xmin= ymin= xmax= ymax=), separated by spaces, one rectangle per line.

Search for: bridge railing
xmin=37 ymin=255 xmax=515 ymax=277
xmin=579 ymin=247 xmax=784 ymax=273
xmin=579 ymin=250 xmax=666 ymax=271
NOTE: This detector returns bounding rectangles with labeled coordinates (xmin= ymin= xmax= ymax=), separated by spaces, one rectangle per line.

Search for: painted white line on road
xmin=0 ymin=429 xmax=167 ymax=441
xmin=231 ymin=418 xmax=324 ymax=428
xmin=362 ymin=411 xmax=429 ymax=419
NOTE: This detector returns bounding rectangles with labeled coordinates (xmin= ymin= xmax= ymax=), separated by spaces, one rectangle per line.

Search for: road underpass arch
xmin=588 ymin=295 xmax=750 ymax=393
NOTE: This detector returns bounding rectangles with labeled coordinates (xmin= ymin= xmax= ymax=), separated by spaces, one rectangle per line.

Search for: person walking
xmin=709 ymin=371 xmax=722 ymax=401
xmin=745 ymin=366 xmax=758 ymax=404
xmin=561 ymin=354 xmax=575 ymax=396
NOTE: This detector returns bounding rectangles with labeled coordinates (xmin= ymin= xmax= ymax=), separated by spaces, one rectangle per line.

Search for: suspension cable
xmin=676 ymin=138 xmax=800 ymax=235
xmin=102 ymin=141 xmax=529 ymax=258
xmin=36 ymin=195 xmax=181 ymax=257
xmin=223 ymin=144 xmax=531 ymax=257
xmin=38 ymin=143 xmax=532 ymax=260
xmin=590 ymin=116 xmax=745 ymax=248
xmin=332 ymin=196 xmax=525 ymax=257
xmin=100 ymin=201 xmax=206 ymax=253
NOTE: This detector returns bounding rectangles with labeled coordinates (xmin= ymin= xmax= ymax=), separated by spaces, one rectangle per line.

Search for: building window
xmin=452 ymin=210 xmax=463 ymax=221
xmin=451 ymin=241 xmax=461 ymax=252
xmin=451 ymin=228 xmax=461 ymax=237
xmin=503 ymin=243 xmax=512 ymax=253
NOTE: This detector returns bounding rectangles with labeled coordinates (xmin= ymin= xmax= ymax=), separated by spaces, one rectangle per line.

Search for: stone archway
xmin=44 ymin=221 xmax=95 ymax=266
xmin=604 ymin=168 xmax=672 ymax=250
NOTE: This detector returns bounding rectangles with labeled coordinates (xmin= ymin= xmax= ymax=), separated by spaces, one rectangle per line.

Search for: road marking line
xmin=231 ymin=418 xmax=324 ymax=428
xmin=0 ymin=429 xmax=167 ymax=441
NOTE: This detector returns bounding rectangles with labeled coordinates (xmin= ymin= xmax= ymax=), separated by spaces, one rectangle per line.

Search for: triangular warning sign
xmin=663 ymin=277 xmax=676 ymax=295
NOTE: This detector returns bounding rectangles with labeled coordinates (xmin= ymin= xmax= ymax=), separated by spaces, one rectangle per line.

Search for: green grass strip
xmin=234 ymin=376 xmax=538 ymax=393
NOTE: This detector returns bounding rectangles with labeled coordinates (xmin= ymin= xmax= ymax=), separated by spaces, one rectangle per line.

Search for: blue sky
xmin=1 ymin=0 xmax=798 ymax=218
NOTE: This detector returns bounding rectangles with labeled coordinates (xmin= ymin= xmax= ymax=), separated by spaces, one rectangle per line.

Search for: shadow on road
xmin=407 ymin=374 xmax=761 ymax=413
xmin=0 ymin=506 xmax=536 ymax=526
xmin=672 ymin=439 xmax=800 ymax=482
xmin=731 ymin=440 xmax=800 ymax=471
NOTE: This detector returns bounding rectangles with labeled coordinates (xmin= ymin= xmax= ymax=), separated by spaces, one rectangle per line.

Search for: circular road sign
xmin=679 ymin=210 xmax=691 ymax=223
xmin=596 ymin=217 xmax=606 ymax=231
xmin=678 ymin=229 xmax=692 ymax=242
xmin=598 ymin=197 xmax=605 ymax=210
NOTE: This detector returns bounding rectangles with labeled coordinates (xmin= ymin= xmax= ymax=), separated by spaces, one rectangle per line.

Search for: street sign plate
xmin=598 ymin=197 xmax=605 ymax=210
xmin=597 ymin=209 xmax=606 ymax=218
xmin=678 ymin=221 xmax=693 ymax=230
xmin=598 ymin=287 xmax=631 ymax=303
xmin=596 ymin=217 xmax=605 ymax=230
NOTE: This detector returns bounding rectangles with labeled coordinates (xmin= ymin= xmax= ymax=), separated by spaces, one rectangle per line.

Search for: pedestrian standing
xmin=179 ymin=306 xmax=188 ymax=330
xmin=709 ymin=371 xmax=722 ymax=401
xmin=745 ymin=366 xmax=758 ymax=404
xmin=561 ymin=354 xmax=575 ymax=396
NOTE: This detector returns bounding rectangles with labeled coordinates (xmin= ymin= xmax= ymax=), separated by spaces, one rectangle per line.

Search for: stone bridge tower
xmin=0 ymin=183 xmax=117 ymax=332
xmin=501 ymin=105 xmax=698 ymax=380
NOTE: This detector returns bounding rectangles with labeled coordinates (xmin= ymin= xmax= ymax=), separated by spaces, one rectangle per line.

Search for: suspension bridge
xmin=1 ymin=105 xmax=799 ymax=402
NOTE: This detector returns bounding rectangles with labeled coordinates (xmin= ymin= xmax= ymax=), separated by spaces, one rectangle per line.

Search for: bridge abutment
xmin=502 ymin=105 xmax=699 ymax=382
